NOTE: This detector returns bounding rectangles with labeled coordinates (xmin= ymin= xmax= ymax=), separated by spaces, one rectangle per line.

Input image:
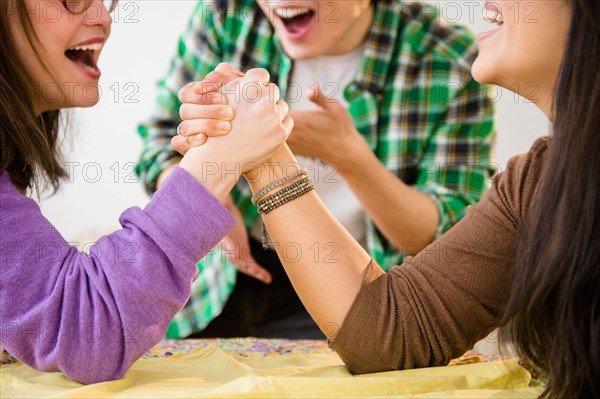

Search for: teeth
xmin=274 ymin=7 xmax=311 ymax=19
xmin=482 ymin=5 xmax=503 ymax=25
xmin=82 ymin=63 xmax=99 ymax=73
xmin=68 ymin=43 xmax=103 ymax=52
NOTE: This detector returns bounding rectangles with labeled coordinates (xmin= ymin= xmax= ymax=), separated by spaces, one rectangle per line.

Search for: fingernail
xmin=216 ymin=121 xmax=231 ymax=131
xmin=219 ymin=107 xmax=234 ymax=118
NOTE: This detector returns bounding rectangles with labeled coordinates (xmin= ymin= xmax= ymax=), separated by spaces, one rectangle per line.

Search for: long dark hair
xmin=502 ymin=0 xmax=600 ymax=397
xmin=0 ymin=0 xmax=66 ymax=192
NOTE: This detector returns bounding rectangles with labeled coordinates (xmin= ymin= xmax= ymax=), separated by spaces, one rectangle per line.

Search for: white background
xmin=39 ymin=0 xmax=550 ymax=244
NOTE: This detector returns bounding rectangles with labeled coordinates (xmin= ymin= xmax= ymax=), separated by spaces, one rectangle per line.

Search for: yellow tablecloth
xmin=1 ymin=339 xmax=543 ymax=398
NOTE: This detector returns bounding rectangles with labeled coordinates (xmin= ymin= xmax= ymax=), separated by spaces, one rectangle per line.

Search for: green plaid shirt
xmin=136 ymin=0 xmax=496 ymax=338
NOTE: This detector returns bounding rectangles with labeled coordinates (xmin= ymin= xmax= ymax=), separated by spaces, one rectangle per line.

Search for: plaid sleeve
xmin=135 ymin=0 xmax=224 ymax=195
xmin=416 ymin=74 xmax=496 ymax=237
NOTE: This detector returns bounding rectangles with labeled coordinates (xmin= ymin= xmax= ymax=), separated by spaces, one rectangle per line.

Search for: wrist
xmin=245 ymin=145 xmax=300 ymax=193
xmin=156 ymin=159 xmax=181 ymax=190
xmin=179 ymin=147 xmax=240 ymax=202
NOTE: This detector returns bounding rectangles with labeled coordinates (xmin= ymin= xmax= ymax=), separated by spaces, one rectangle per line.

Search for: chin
xmin=68 ymin=95 xmax=100 ymax=109
xmin=471 ymin=58 xmax=497 ymax=85
xmin=279 ymin=39 xmax=324 ymax=60
xmin=281 ymin=46 xmax=315 ymax=60
xmin=79 ymin=85 xmax=101 ymax=106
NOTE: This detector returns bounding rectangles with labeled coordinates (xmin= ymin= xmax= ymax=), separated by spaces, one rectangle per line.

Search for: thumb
xmin=241 ymin=257 xmax=273 ymax=285
xmin=223 ymin=249 xmax=272 ymax=284
xmin=307 ymin=84 xmax=338 ymax=111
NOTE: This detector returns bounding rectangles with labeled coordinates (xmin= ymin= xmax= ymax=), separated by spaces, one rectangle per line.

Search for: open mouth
xmin=274 ymin=7 xmax=315 ymax=35
xmin=65 ymin=43 xmax=102 ymax=76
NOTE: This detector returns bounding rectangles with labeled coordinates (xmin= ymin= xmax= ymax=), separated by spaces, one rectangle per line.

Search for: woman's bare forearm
xmin=246 ymin=145 xmax=372 ymax=338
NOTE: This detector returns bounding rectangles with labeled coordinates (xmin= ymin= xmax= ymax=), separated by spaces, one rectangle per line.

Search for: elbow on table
xmin=36 ymin=336 xmax=138 ymax=384
xmin=340 ymin=350 xmax=451 ymax=376
xmin=55 ymin=349 xmax=134 ymax=385
xmin=10 ymin=346 xmax=131 ymax=385
xmin=344 ymin=359 xmax=399 ymax=376
xmin=332 ymin=342 xmax=406 ymax=375
xmin=333 ymin=333 xmax=457 ymax=376
xmin=63 ymin=365 xmax=128 ymax=385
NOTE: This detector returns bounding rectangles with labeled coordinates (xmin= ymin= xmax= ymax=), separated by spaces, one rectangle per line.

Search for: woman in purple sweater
xmin=0 ymin=0 xmax=291 ymax=384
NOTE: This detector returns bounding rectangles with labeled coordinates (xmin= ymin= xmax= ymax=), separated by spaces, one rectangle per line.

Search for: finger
xmin=232 ymin=258 xmax=273 ymax=284
xmin=244 ymin=68 xmax=270 ymax=86
xmin=193 ymin=66 xmax=244 ymax=96
xmin=282 ymin=115 xmax=294 ymax=139
xmin=177 ymin=119 xmax=231 ymax=137
xmin=307 ymin=83 xmax=338 ymax=111
xmin=178 ymin=81 xmax=200 ymax=103
xmin=276 ymin=100 xmax=289 ymax=121
xmin=180 ymin=103 xmax=234 ymax=121
xmin=193 ymin=72 xmax=231 ymax=94
xmin=171 ymin=133 xmax=207 ymax=155
xmin=214 ymin=62 xmax=245 ymax=77
xmin=179 ymin=81 xmax=228 ymax=104
xmin=180 ymin=89 xmax=228 ymax=105
xmin=194 ymin=63 xmax=244 ymax=95
xmin=267 ymin=83 xmax=280 ymax=105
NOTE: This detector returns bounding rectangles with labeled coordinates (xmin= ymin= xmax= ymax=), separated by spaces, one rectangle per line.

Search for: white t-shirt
xmin=250 ymin=44 xmax=368 ymax=248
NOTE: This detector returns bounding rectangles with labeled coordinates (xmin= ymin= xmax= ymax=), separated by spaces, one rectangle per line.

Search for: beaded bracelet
xmin=251 ymin=168 xmax=307 ymax=205
xmin=256 ymin=177 xmax=314 ymax=214
xmin=257 ymin=176 xmax=315 ymax=249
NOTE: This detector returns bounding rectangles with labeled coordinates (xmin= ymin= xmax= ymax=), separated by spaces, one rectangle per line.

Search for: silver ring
xmin=176 ymin=123 xmax=184 ymax=136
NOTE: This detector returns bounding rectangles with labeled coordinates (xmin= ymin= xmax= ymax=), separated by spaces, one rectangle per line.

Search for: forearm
xmin=339 ymin=141 xmax=438 ymax=254
xmin=246 ymin=146 xmax=371 ymax=338
xmin=0 ymin=168 xmax=235 ymax=383
xmin=177 ymin=145 xmax=240 ymax=203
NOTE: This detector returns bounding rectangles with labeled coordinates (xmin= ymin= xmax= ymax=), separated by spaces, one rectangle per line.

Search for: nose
xmin=82 ymin=0 xmax=113 ymax=28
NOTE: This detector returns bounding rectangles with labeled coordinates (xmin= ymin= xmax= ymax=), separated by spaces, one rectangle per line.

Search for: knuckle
xmin=206 ymin=69 xmax=219 ymax=78
xmin=179 ymin=104 xmax=190 ymax=119
xmin=216 ymin=62 xmax=231 ymax=71
xmin=248 ymin=68 xmax=270 ymax=81
xmin=197 ymin=105 xmax=209 ymax=118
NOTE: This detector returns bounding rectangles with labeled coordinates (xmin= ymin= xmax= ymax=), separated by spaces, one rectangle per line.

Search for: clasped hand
xmin=174 ymin=64 xmax=363 ymax=171
xmin=175 ymin=63 xmax=293 ymax=284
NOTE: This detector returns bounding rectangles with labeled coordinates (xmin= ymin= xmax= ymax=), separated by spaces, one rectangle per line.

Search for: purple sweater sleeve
xmin=0 ymin=167 xmax=235 ymax=384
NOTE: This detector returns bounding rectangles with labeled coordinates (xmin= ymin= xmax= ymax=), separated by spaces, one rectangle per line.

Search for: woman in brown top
xmin=176 ymin=0 xmax=597 ymax=397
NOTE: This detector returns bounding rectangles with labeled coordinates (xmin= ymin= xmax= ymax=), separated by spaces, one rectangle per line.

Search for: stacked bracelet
xmin=256 ymin=177 xmax=314 ymax=214
xmin=251 ymin=168 xmax=307 ymax=205
xmin=254 ymin=173 xmax=315 ymax=249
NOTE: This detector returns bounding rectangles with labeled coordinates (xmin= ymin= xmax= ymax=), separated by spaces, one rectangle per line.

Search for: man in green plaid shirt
xmin=136 ymin=0 xmax=496 ymax=339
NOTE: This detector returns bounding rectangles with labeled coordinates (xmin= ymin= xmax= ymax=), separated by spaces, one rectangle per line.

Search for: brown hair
xmin=501 ymin=0 xmax=600 ymax=397
xmin=0 ymin=0 xmax=66 ymax=192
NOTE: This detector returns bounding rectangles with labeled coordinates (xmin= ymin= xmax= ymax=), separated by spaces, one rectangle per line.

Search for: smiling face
xmin=9 ymin=0 xmax=112 ymax=113
xmin=256 ymin=0 xmax=373 ymax=59
xmin=472 ymin=0 xmax=571 ymax=115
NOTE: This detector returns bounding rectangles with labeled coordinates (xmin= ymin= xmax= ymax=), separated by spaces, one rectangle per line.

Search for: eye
xmin=62 ymin=0 xmax=87 ymax=14
xmin=62 ymin=0 xmax=118 ymax=14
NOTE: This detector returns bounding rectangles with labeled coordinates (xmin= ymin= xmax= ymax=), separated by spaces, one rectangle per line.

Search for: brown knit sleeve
xmin=330 ymin=137 xmax=550 ymax=375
